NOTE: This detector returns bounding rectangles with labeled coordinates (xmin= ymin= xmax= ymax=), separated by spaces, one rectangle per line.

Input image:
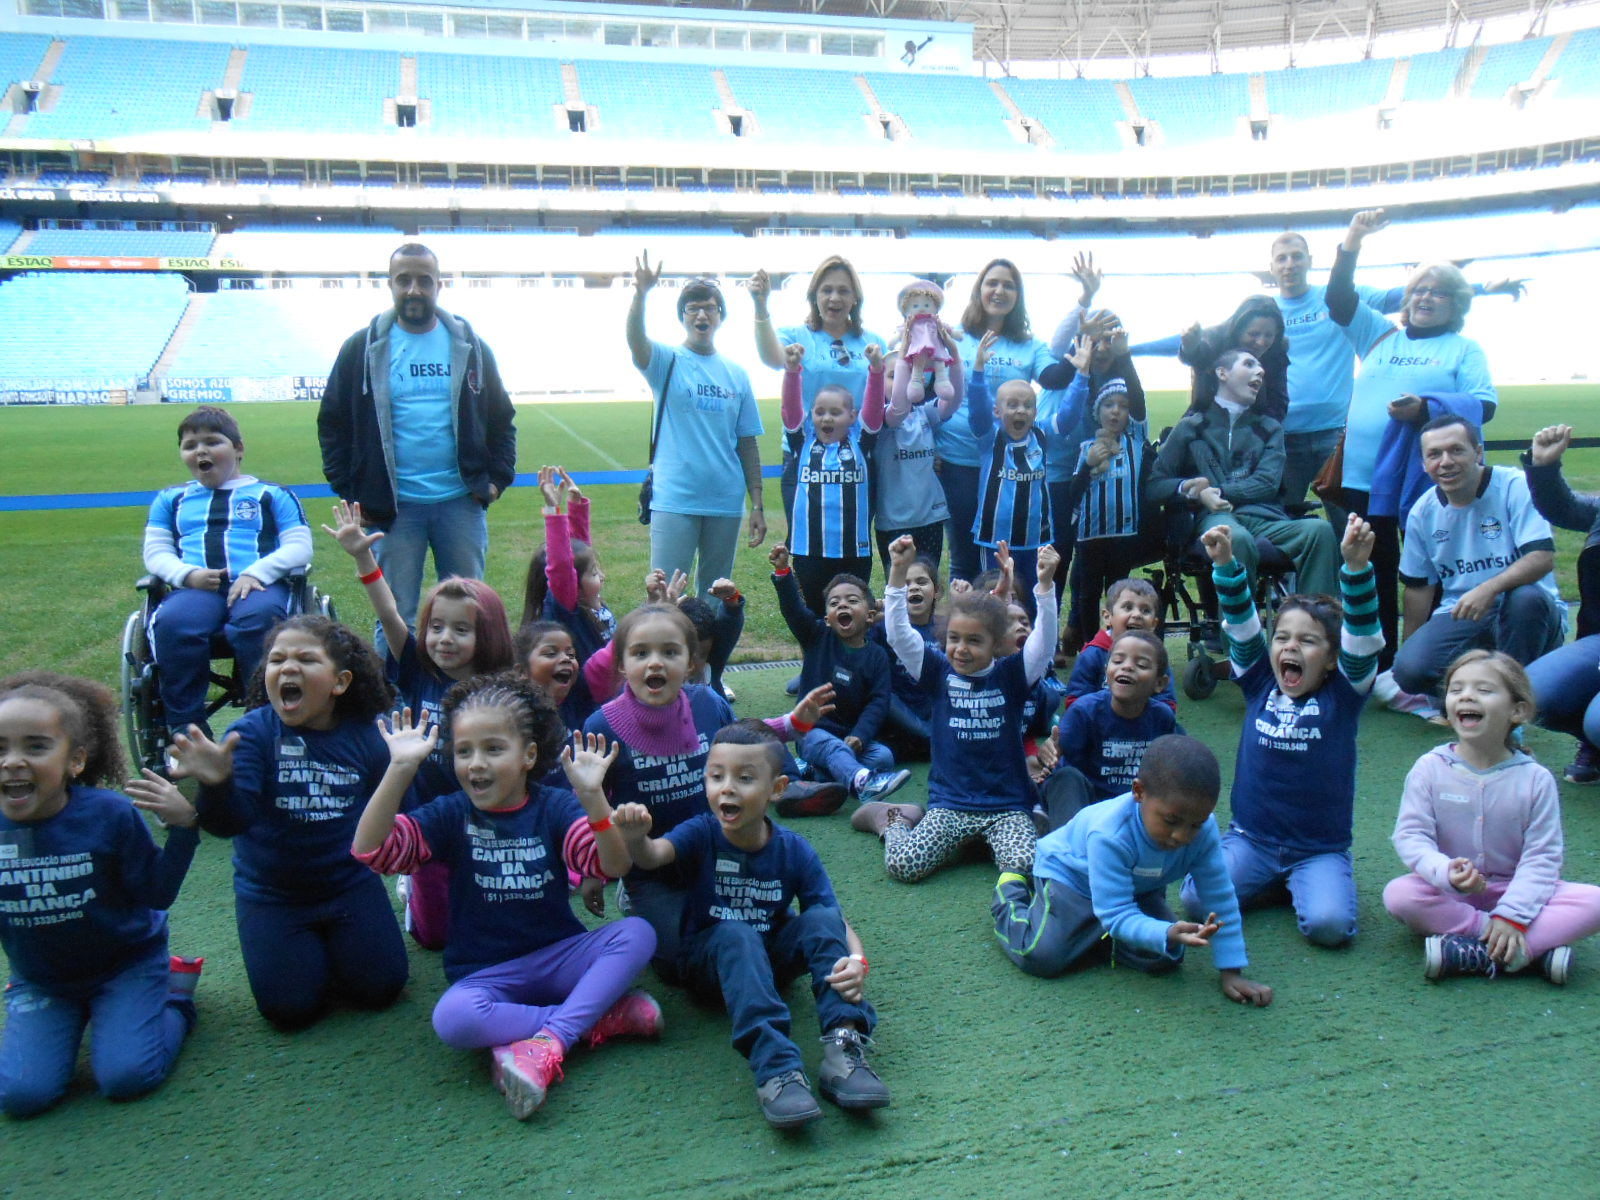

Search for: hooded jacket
xmin=1147 ymin=395 xmax=1288 ymax=521
xmin=317 ymin=307 xmax=516 ymax=526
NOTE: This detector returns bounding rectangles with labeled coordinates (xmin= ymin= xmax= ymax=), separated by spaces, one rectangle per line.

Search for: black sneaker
xmin=1565 ymin=742 xmax=1600 ymax=785
xmin=776 ymin=780 xmax=848 ymax=819
xmin=1424 ymin=933 xmax=1498 ymax=980
xmin=817 ymin=1027 xmax=890 ymax=1110
xmin=756 ymin=1069 xmax=822 ymax=1129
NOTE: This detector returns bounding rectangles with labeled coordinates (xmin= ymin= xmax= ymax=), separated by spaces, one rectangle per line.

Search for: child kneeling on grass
xmin=614 ymin=721 xmax=888 ymax=1131
xmin=992 ymin=734 xmax=1273 ymax=1006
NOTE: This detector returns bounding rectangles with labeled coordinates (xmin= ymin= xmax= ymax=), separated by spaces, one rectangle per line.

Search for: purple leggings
xmin=431 ymin=918 xmax=655 ymax=1052
xmin=1382 ymin=874 xmax=1600 ymax=957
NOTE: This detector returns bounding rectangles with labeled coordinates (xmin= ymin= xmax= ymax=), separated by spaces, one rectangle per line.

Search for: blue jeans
xmin=798 ymin=728 xmax=893 ymax=788
xmin=1393 ymin=584 xmax=1566 ymax=698
xmin=1527 ymin=634 xmax=1600 ymax=746
xmin=939 ymin=463 xmax=982 ymax=583
xmin=150 ymin=581 xmax=290 ymax=731
xmin=0 ymin=946 xmax=195 ymax=1118
xmin=235 ymin=877 xmax=408 ymax=1029
xmin=649 ymin=510 xmax=743 ymax=600
xmin=373 ymin=493 xmax=488 ymax=660
xmin=617 ymin=874 xmax=690 ymax=981
xmin=680 ymin=906 xmax=874 ymax=1084
xmin=1183 ymin=829 xmax=1356 ymax=947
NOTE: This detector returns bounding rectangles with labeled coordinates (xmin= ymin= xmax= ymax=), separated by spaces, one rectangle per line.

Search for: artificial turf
xmin=2 ymin=389 xmax=1600 ymax=1197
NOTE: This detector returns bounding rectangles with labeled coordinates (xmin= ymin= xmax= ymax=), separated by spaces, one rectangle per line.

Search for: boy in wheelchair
xmin=1148 ymin=349 xmax=1338 ymax=600
xmin=140 ymin=406 xmax=312 ymax=739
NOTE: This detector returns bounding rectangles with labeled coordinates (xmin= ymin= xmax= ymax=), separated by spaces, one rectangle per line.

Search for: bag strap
xmin=648 ymin=353 xmax=677 ymax=467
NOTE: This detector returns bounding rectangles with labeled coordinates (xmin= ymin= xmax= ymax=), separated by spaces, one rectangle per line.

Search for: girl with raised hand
xmin=323 ymin=498 xmax=514 ymax=947
xmin=169 ymin=616 xmax=408 ymax=1030
xmin=0 ymin=672 xmax=203 ymax=1117
xmin=354 ymin=676 xmax=659 ymax=1120
xmin=1383 ymin=651 xmax=1600 ymax=984
xmin=521 ymin=465 xmax=614 ymax=656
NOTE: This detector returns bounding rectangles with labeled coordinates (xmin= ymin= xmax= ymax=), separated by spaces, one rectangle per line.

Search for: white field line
xmin=531 ymin=404 xmax=626 ymax=469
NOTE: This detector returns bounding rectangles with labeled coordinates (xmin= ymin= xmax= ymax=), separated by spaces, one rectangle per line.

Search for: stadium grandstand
xmin=0 ymin=0 xmax=1598 ymax=403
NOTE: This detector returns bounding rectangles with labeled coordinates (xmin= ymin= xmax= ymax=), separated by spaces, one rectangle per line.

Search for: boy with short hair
xmin=1066 ymin=577 xmax=1178 ymax=712
xmin=143 ymin=405 xmax=311 ymax=736
xmin=613 ymin=721 xmax=888 ymax=1129
xmin=770 ymin=544 xmax=908 ymax=805
xmin=1041 ymin=629 xmax=1180 ymax=831
xmin=993 ymin=734 xmax=1273 ymax=1006
xmin=970 ymin=332 xmax=1052 ymax=618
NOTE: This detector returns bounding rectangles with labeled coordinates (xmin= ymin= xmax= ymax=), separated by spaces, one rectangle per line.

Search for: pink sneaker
xmin=490 ymin=1035 xmax=565 ymax=1119
xmin=584 ymin=989 xmax=664 ymax=1048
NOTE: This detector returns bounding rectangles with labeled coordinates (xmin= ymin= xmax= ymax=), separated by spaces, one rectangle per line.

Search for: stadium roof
xmin=609 ymin=0 xmax=1598 ymax=65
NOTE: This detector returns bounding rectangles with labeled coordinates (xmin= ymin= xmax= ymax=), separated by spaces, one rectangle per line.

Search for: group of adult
xmin=306 ymin=222 xmax=1600 ymax=780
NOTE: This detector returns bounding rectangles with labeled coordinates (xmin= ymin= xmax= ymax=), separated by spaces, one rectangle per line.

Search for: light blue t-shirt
xmin=940 ymin=333 xmax=1054 ymax=468
xmin=1399 ymin=465 xmax=1563 ymax=618
xmin=874 ymin=401 xmax=949 ymax=530
xmin=1338 ymin=306 xmax=1497 ymax=493
xmin=389 ymin=323 xmax=464 ymax=503
xmin=1274 ymin=283 xmax=1393 ymax=437
xmin=1036 ymin=386 xmax=1082 ymax=484
xmin=644 ymin=341 xmax=764 ymax=519
xmin=779 ymin=324 xmax=887 ymax=411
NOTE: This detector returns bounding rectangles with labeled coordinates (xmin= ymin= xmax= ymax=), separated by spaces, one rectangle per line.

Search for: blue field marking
xmin=0 ymin=466 xmax=787 ymax=513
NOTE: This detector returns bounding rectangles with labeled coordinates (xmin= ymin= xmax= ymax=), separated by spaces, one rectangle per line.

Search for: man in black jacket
xmin=317 ymin=243 xmax=516 ymax=655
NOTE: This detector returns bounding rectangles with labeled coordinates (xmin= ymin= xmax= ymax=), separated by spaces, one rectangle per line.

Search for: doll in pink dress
xmin=892 ymin=280 xmax=955 ymax=409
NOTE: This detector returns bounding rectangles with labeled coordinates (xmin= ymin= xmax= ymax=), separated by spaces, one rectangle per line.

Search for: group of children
xmin=4 ymin=399 xmax=1600 ymax=1134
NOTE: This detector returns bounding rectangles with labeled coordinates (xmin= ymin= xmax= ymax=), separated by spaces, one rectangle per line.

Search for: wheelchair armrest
xmin=136 ymin=574 xmax=170 ymax=604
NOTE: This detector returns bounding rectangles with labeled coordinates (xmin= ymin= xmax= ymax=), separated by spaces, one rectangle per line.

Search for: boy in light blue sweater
xmin=992 ymin=734 xmax=1273 ymax=1006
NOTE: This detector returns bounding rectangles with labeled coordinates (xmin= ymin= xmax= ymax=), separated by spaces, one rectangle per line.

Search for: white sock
xmin=852 ymin=768 xmax=870 ymax=795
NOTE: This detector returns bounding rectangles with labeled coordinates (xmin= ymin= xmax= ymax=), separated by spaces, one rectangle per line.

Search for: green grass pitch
xmin=2 ymin=387 xmax=1600 ymax=1198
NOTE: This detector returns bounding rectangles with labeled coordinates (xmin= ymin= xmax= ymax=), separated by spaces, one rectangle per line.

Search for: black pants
xmin=1340 ymin=488 xmax=1400 ymax=670
xmin=792 ymin=553 xmax=874 ymax=616
xmin=876 ymin=522 xmax=945 ymax=577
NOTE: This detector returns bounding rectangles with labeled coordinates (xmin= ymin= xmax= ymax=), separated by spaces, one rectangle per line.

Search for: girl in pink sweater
xmin=1384 ymin=650 xmax=1600 ymax=984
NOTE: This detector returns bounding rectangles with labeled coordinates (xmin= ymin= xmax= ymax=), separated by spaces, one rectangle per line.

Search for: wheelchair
xmin=120 ymin=571 xmax=335 ymax=772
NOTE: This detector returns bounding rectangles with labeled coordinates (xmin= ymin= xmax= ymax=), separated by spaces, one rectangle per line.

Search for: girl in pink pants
xmin=1384 ymin=650 xmax=1600 ymax=983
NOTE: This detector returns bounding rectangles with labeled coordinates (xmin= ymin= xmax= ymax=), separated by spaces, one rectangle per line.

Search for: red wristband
xmin=359 ymin=566 xmax=383 ymax=585
xmin=789 ymin=713 xmax=816 ymax=735
xmin=850 ymin=953 xmax=868 ymax=975
xmin=1493 ymin=915 xmax=1527 ymax=932
xmin=774 ymin=567 xmax=791 ymax=577
xmin=588 ymin=815 xmax=613 ymax=833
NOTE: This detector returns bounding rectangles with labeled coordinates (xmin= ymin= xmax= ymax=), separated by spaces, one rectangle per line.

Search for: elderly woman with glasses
xmin=627 ymin=252 xmax=767 ymax=598
xmin=1327 ymin=208 xmax=1498 ymax=667
xmin=749 ymin=256 xmax=889 ymax=539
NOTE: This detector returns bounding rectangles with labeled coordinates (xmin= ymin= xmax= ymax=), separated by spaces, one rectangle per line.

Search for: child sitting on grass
xmin=1040 ymin=629 xmax=1179 ymax=832
xmin=1383 ymin=651 xmax=1600 ymax=984
xmin=993 ymin=734 xmax=1273 ymax=1006
xmin=614 ymin=721 xmax=887 ymax=1130
xmin=521 ymin=466 xmax=614 ymax=660
xmin=870 ymin=553 xmax=943 ymax=760
xmin=1065 ymin=577 xmax=1176 ymax=713
xmin=857 ymin=536 xmax=1059 ymax=883
xmin=770 ymin=543 xmax=909 ymax=806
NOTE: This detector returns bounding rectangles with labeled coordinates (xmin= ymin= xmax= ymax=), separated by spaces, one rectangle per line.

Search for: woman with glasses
xmin=1328 ymin=209 xmax=1497 ymax=665
xmin=750 ymin=258 xmax=889 ymax=538
xmin=627 ymin=253 xmax=767 ymax=598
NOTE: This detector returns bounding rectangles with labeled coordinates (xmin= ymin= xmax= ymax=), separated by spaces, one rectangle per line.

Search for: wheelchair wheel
xmin=1182 ymin=653 xmax=1218 ymax=701
xmin=120 ymin=608 xmax=166 ymax=772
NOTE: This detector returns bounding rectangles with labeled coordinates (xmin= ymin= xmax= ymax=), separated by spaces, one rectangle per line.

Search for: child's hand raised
xmin=1070 ymin=250 xmax=1101 ymax=305
xmin=561 ymin=732 xmax=619 ymax=796
xmin=537 ymin=465 xmax=562 ymax=511
xmin=863 ymin=342 xmax=884 ymax=372
xmin=611 ymin=802 xmax=653 ymax=840
xmin=165 ymin=725 xmax=239 ymax=786
xmin=783 ymin=342 xmax=805 ymax=371
xmin=794 ymin=684 xmax=836 ymax=729
xmin=664 ymin=570 xmax=689 ymax=605
xmin=991 ymin=540 xmax=1015 ymax=599
xmin=1340 ymin=513 xmax=1376 ymax=572
xmin=825 ymin=955 xmax=867 ymax=1004
xmin=1167 ymin=912 xmax=1220 ymax=948
xmin=560 ymin=467 xmax=583 ymax=503
xmin=1200 ymin=525 xmax=1234 ymax=565
xmin=947 ymin=578 xmax=972 ymax=597
xmin=709 ymin=578 xmax=740 ymax=604
xmin=644 ymin=567 xmax=668 ymax=602
xmin=376 ymin=708 xmax=438 ymax=770
xmin=1219 ymin=970 xmax=1273 ymax=1007
xmin=125 ymin=768 xmax=197 ymax=828
xmin=1066 ymin=335 xmax=1092 ymax=373
xmin=321 ymin=499 xmax=383 ymax=559
xmin=768 ymin=543 xmax=792 ymax=573
xmin=1447 ymin=857 xmax=1487 ymax=894
xmin=1036 ymin=543 xmax=1061 ymax=589
xmin=975 ymin=330 xmax=999 ymax=371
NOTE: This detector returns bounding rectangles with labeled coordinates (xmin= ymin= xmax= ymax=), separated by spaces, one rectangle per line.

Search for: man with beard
xmin=318 ymin=243 xmax=516 ymax=656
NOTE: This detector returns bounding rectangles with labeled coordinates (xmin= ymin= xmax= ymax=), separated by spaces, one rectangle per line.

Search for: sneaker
xmin=490 ymin=1035 xmax=565 ymax=1119
xmin=855 ymin=769 xmax=911 ymax=803
xmin=584 ymin=989 xmax=664 ymax=1048
xmin=168 ymin=955 xmax=204 ymax=997
xmin=1423 ymin=933 xmax=1498 ymax=981
xmin=755 ymin=1069 xmax=822 ymax=1129
xmin=1539 ymin=945 xmax=1573 ymax=985
xmin=817 ymin=1027 xmax=891 ymax=1111
xmin=722 ymin=684 xmax=738 ymax=704
xmin=850 ymin=801 xmax=924 ymax=837
xmin=785 ymin=674 xmax=802 ymax=696
xmin=776 ymin=779 xmax=848 ymax=819
xmin=1565 ymin=742 xmax=1600 ymax=785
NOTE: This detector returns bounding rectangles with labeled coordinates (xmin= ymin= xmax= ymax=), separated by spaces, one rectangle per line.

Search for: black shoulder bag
xmin=637 ymin=353 xmax=676 ymax=525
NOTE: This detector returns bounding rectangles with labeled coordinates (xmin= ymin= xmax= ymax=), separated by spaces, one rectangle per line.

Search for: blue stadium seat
xmin=0 ymin=272 xmax=191 ymax=381
xmin=0 ymin=33 xmax=54 ymax=89
xmin=1402 ymin=48 xmax=1468 ymax=101
xmin=1127 ymin=74 xmax=1250 ymax=145
xmin=26 ymin=227 xmax=216 ymax=256
xmin=721 ymin=65 xmax=876 ymax=145
xmin=416 ymin=52 xmax=568 ymax=139
xmin=237 ymin=44 xmax=400 ymax=135
xmin=1267 ymin=59 xmax=1392 ymax=119
xmin=27 ymin=37 xmax=226 ymax=140
xmin=575 ymin=59 xmax=724 ymax=142
xmin=1470 ymin=36 xmax=1553 ymax=99
xmin=1555 ymin=28 xmax=1600 ymax=98
xmin=1002 ymin=78 xmax=1127 ymax=154
xmin=861 ymin=71 xmax=1022 ymax=152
